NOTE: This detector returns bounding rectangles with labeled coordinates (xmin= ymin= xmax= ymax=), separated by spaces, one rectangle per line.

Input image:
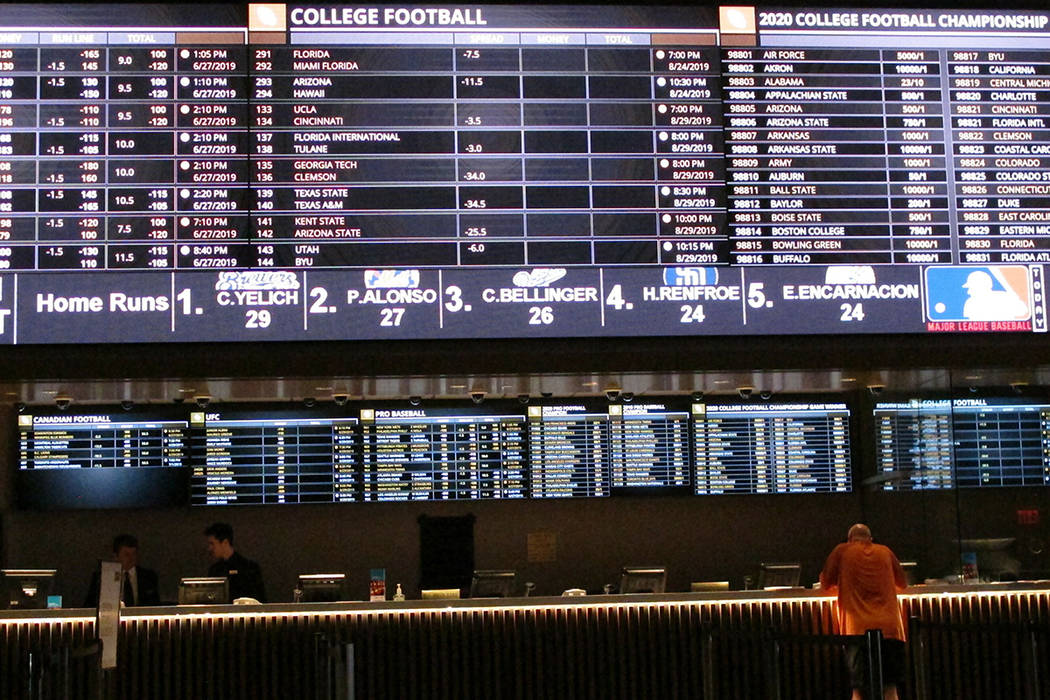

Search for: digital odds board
xmin=0 ymin=4 xmax=1048 ymax=343
xmin=874 ymin=397 xmax=1050 ymax=489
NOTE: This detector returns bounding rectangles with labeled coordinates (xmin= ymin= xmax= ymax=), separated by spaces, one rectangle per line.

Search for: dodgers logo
xmin=512 ymin=268 xmax=566 ymax=288
xmin=925 ymin=266 xmax=1031 ymax=322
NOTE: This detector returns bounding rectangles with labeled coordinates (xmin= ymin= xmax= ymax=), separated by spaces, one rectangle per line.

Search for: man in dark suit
xmin=84 ymin=534 xmax=161 ymax=607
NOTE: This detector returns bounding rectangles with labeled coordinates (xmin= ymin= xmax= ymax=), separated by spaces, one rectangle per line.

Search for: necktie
xmin=123 ymin=571 xmax=134 ymax=606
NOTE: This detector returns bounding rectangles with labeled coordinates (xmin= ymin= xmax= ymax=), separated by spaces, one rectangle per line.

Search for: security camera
xmin=691 ymin=391 xmax=704 ymax=402
xmin=194 ymin=395 xmax=212 ymax=409
xmin=302 ymin=397 xmax=316 ymax=408
xmin=759 ymin=390 xmax=772 ymax=401
xmin=172 ymin=396 xmax=185 ymax=404
xmin=332 ymin=393 xmax=349 ymax=406
xmin=621 ymin=392 xmax=634 ymax=403
xmin=55 ymin=396 xmax=71 ymax=410
xmin=867 ymin=384 xmax=885 ymax=397
xmin=604 ymin=388 xmax=620 ymax=402
xmin=470 ymin=391 xmax=485 ymax=404
xmin=517 ymin=394 xmax=530 ymax=405
xmin=120 ymin=400 xmax=134 ymax=411
xmin=408 ymin=396 xmax=422 ymax=406
xmin=737 ymin=386 xmax=753 ymax=400
xmin=15 ymin=401 xmax=25 ymax=413
xmin=1011 ymin=381 xmax=1029 ymax=395
xmin=540 ymin=391 xmax=553 ymax=398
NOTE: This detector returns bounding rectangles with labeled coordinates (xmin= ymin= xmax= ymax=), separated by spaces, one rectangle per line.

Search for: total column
xmin=105 ymin=34 xmax=179 ymax=271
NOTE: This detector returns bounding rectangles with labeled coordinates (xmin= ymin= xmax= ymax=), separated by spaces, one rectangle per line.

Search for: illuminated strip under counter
xmin=4 ymin=581 xmax=1047 ymax=625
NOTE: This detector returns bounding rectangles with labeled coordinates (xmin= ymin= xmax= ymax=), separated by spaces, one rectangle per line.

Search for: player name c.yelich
xmin=482 ymin=287 xmax=598 ymax=303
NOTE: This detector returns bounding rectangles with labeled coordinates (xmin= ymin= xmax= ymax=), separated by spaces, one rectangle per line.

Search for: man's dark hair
xmin=112 ymin=534 xmax=138 ymax=553
xmin=204 ymin=522 xmax=234 ymax=544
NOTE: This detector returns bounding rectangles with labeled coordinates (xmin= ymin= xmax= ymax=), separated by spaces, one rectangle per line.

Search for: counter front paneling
xmin=1 ymin=585 xmax=1048 ymax=700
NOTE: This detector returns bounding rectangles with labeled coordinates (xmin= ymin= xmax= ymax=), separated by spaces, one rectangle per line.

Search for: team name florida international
xmin=291 ymin=7 xmax=487 ymax=26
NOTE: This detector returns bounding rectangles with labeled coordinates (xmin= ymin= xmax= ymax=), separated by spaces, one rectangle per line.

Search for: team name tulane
xmin=36 ymin=293 xmax=169 ymax=313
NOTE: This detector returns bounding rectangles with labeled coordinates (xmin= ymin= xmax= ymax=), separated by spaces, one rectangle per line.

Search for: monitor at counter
xmin=619 ymin=567 xmax=667 ymax=594
xmin=900 ymin=561 xmax=918 ymax=586
xmin=758 ymin=563 xmax=801 ymax=589
xmin=298 ymin=574 xmax=348 ymax=603
xmin=178 ymin=577 xmax=229 ymax=605
xmin=469 ymin=570 xmax=517 ymax=598
xmin=2 ymin=569 xmax=56 ymax=610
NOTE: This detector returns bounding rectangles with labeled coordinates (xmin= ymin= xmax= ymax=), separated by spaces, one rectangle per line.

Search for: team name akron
xmin=36 ymin=292 xmax=169 ymax=313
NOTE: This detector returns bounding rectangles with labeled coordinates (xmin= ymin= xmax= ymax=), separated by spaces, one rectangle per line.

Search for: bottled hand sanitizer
xmin=393 ymin=583 xmax=405 ymax=601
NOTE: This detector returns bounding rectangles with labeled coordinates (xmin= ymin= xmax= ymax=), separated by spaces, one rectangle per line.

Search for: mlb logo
xmin=925 ymin=266 xmax=1031 ymax=322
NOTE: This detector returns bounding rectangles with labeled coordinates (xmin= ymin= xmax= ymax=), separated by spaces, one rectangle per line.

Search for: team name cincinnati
xmin=782 ymin=284 xmax=919 ymax=300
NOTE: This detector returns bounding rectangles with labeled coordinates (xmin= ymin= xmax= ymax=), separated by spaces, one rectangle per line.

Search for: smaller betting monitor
xmin=1 ymin=569 xmax=56 ymax=610
xmin=421 ymin=588 xmax=461 ymax=600
xmin=619 ymin=567 xmax=667 ymax=594
xmin=298 ymin=574 xmax=348 ymax=602
xmin=17 ymin=406 xmax=191 ymax=510
xmin=758 ymin=563 xmax=802 ymax=589
xmin=177 ymin=577 xmax=229 ymax=605
xmin=469 ymin=570 xmax=517 ymax=598
xmin=900 ymin=561 xmax=918 ymax=586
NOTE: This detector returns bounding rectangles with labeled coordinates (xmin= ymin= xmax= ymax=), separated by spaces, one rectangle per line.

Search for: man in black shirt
xmin=204 ymin=522 xmax=266 ymax=603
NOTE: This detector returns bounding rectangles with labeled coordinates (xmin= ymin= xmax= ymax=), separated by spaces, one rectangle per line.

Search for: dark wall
xmin=2 ymin=492 xmax=863 ymax=606
xmin=5 ymin=485 xmax=1047 ymax=608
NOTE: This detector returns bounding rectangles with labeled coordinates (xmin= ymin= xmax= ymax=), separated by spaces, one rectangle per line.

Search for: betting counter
xmin=2 ymin=583 xmax=1048 ymax=699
